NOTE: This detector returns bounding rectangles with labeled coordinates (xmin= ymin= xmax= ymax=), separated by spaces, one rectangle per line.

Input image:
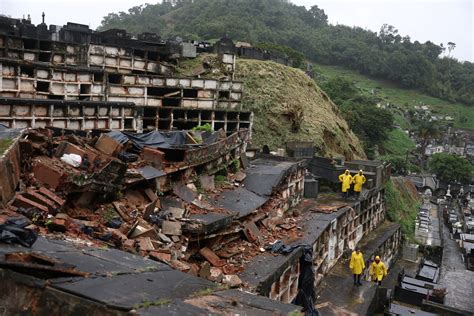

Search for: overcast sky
xmin=1 ymin=0 xmax=472 ymax=61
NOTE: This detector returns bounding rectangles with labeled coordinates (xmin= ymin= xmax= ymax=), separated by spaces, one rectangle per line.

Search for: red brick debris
xmin=1 ymin=128 xmax=306 ymax=288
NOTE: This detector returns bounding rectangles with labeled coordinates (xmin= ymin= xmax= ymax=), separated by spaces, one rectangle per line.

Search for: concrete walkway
xmin=314 ymin=222 xmax=401 ymax=315
xmin=438 ymin=208 xmax=474 ymax=312
xmin=316 ymin=261 xmax=378 ymax=316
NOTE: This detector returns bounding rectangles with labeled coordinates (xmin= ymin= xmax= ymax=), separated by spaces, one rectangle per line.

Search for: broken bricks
xmin=12 ymin=194 xmax=49 ymax=213
xmin=137 ymin=237 xmax=155 ymax=253
xmin=47 ymin=218 xmax=67 ymax=233
xmin=38 ymin=187 xmax=65 ymax=207
xmin=32 ymin=156 xmax=72 ymax=190
xmin=94 ymin=134 xmax=122 ymax=156
xmin=243 ymin=221 xmax=262 ymax=244
xmin=123 ymin=239 xmax=137 ymax=252
xmin=170 ymin=259 xmax=191 ymax=273
xmin=1 ymin=126 xmax=313 ymax=297
xmin=149 ymin=251 xmax=172 ymax=263
xmin=199 ymin=247 xmax=225 ymax=267
xmin=141 ymin=147 xmax=165 ymax=168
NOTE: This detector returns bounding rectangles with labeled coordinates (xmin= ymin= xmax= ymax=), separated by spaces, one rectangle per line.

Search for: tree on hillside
xmin=343 ymin=103 xmax=394 ymax=158
xmin=320 ymin=76 xmax=357 ymax=106
xmin=447 ymin=42 xmax=456 ymax=56
xmin=318 ymin=76 xmax=393 ymax=158
xmin=414 ymin=120 xmax=441 ymax=170
xmin=256 ymin=42 xmax=305 ymax=68
xmin=428 ymin=153 xmax=473 ymax=184
xmin=308 ymin=5 xmax=328 ymax=27
xmin=379 ymin=24 xmax=401 ymax=45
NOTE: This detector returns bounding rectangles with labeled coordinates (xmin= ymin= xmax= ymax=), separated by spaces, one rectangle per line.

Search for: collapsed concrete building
xmin=0 ymin=16 xmax=404 ymax=315
xmin=0 ymin=16 xmax=251 ymax=132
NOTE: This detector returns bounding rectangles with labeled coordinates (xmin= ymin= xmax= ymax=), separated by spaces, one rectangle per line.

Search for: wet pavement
xmin=316 ymin=261 xmax=378 ymax=315
xmin=315 ymin=222 xmax=401 ymax=315
xmin=438 ymin=212 xmax=474 ymax=312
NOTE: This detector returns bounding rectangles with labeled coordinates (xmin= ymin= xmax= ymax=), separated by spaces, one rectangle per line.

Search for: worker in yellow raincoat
xmin=352 ymin=170 xmax=366 ymax=199
xmin=370 ymin=256 xmax=387 ymax=285
xmin=338 ymin=169 xmax=353 ymax=199
xmin=349 ymin=248 xmax=365 ymax=286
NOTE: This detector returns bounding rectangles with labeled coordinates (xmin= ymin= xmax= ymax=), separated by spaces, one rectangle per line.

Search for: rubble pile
xmin=1 ymin=127 xmax=306 ymax=288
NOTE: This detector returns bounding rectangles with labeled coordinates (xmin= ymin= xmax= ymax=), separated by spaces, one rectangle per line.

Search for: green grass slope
xmin=314 ymin=64 xmax=474 ymax=131
xmin=385 ymin=177 xmax=421 ymax=241
xmin=235 ymin=59 xmax=366 ymax=159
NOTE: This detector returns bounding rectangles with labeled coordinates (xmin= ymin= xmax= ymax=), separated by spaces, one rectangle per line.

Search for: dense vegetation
xmin=100 ymin=0 xmax=473 ymax=105
xmin=385 ymin=177 xmax=421 ymax=241
xmin=428 ymin=153 xmax=474 ymax=184
xmin=319 ymin=76 xmax=394 ymax=158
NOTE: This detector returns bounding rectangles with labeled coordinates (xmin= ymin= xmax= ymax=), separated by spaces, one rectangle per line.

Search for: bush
xmin=385 ymin=179 xmax=420 ymax=241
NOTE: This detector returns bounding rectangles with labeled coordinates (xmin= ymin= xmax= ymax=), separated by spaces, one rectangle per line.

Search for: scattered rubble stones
xmin=209 ymin=267 xmax=224 ymax=282
xmin=234 ymin=171 xmax=247 ymax=182
xmin=161 ymin=221 xmax=182 ymax=236
xmin=1 ymin=128 xmax=307 ymax=291
xmin=199 ymin=174 xmax=215 ymax=191
xmin=223 ymin=274 xmax=243 ymax=288
xmin=169 ymin=207 xmax=186 ymax=219
xmin=198 ymin=261 xmax=212 ymax=279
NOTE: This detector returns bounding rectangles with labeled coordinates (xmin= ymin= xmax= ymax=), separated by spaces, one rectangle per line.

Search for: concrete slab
xmin=184 ymin=212 xmax=234 ymax=235
xmin=140 ymin=300 xmax=208 ymax=315
xmin=239 ymin=248 xmax=303 ymax=294
xmin=211 ymin=187 xmax=267 ymax=218
xmin=52 ymin=270 xmax=215 ymax=309
xmin=316 ymin=261 xmax=378 ymax=315
xmin=43 ymin=251 xmax=137 ymax=275
xmin=0 ymin=236 xmax=302 ymax=314
xmin=357 ymin=222 xmax=400 ymax=258
xmin=244 ymin=158 xmax=299 ymax=197
xmin=213 ymin=289 xmax=301 ymax=314
xmin=82 ymin=247 xmax=169 ymax=272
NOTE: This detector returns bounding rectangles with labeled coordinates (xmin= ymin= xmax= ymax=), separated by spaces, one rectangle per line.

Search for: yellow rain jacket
xmin=370 ymin=261 xmax=387 ymax=281
xmin=338 ymin=170 xmax=353 ymax=193
xmin=349 ymin=251 xmax=365 ymax=275
xmin=353 ymin=172 xmax=366 ymax=193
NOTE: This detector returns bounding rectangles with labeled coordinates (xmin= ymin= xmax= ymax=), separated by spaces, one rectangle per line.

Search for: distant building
xmin=465 ymin=144 xmax=474 ymax=162
xmin=425 ymin=145 xmax=444 ymax=156
xmin=449 ymin=146 xmax=465 ymax=156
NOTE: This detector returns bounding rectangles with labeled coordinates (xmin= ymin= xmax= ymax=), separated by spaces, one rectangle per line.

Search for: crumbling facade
xmin=0 ymin=127 xmax=22 ymax=206
xmin=0 ymin=17 xmax=252 ymax=133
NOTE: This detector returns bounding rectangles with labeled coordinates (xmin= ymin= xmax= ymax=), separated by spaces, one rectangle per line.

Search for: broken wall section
xmin=0 ymin=18 xmax=250 ymax=134
xmin=0 ymin=127 xmax=22 ymax=206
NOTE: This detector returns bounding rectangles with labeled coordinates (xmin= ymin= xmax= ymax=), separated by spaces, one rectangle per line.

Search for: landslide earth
xmin=235 ymin=59 xmax=366 ymax=159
